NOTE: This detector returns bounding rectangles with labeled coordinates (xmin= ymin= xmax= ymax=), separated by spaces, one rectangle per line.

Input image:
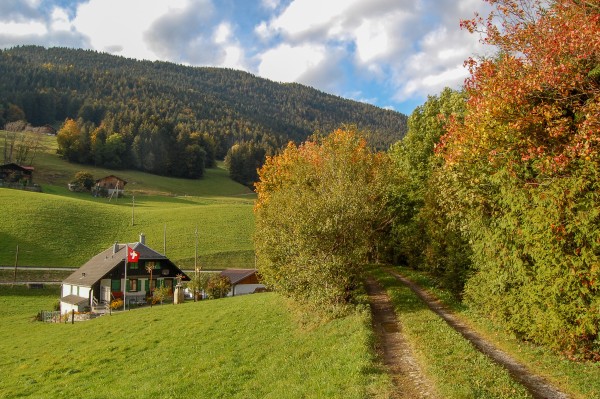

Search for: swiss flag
xmin=127 ymin=246 xmax=139 ymax=263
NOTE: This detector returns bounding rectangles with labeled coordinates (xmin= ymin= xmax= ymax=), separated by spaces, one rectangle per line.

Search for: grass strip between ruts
xmin=368 ymin=265 xmax=532 ymax=399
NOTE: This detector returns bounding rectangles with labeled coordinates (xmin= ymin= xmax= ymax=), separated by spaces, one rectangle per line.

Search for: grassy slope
xmin=0 ymin=286 xmax=392 ymax=399
xmin=1 ymin=132 xmax=256 ymax=269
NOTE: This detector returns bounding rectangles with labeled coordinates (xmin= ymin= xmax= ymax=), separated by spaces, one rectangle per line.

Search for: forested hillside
xmin=0 ymin=46 xmax=406 ymax=181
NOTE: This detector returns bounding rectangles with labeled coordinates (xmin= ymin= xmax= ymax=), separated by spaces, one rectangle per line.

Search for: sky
xmin=0 ymin=0 xmax=494 ymax=116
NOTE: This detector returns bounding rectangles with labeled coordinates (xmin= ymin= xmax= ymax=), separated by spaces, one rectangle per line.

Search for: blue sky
xmin=0 ymin=0 xmax=493 ymax=115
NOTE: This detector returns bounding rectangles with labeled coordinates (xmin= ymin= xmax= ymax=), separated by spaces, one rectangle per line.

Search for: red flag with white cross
xmin=127 ymin=246 xmax=139 ymax=263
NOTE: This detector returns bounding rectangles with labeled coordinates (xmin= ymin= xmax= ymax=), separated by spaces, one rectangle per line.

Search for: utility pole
xmin=131 ymin=195 xmax=135 ymax=226
xmin=13 ymin=245 xmax=19 ymax=284
xmin=194 ymin=226 xmax=198 ymax=272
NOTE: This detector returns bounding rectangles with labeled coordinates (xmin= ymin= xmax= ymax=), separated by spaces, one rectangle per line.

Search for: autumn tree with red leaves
xmin=438 ymin=0 xmax=600 ymax=358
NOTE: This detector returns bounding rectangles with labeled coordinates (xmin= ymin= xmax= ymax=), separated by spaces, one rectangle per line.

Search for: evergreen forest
xmin=0 ymin=45 xmax=407 ymax=183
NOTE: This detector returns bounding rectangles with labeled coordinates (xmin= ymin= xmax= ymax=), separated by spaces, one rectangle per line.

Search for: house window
xmin=145 ymin=261 xmax=161 ymax=270
xmin=129 ymin=279 xmax=138 ymax=292
xmin=129 ymin=262 xmax=138 ymax=270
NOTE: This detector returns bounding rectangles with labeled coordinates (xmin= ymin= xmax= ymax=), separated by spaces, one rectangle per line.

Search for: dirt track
xmin=380 ymin=268 xmax=570 ymax=399
xmin=366 ymin=277 xmax=436 ymax=398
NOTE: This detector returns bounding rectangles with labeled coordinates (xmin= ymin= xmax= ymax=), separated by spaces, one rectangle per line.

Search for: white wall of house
xmin=61 ymin=284 xmax=91 ymax=299
xmin=79 ymin=286 xmax=91 ymax=299
xmin=229 ymin=283 xmax=265 ymax=296
xmin=60 ymin=301 xmax=78 ymax=314
xmin=61 ymin=284 xmax=71 ymax=297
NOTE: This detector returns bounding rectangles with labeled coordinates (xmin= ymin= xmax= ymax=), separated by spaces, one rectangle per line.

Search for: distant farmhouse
xmin=94 ymin=175 xmax=126 ymax=197
xmin=60 ymin=234 xmax=189 ymax=314
xmin=0 ymin=163 xmax=40 ymax=191
xmin=220 ymin=269 xmax=265 ymax=296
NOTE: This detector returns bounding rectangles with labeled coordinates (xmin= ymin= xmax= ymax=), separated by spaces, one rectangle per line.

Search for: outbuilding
xmin=220 ymin=268 xmax=265 ymax=297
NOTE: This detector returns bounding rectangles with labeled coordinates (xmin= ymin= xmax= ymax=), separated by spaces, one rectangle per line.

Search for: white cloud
xmin=258 ymin=43 xmax=326 ymax=82
xmin=261 ymin=0 xmax=280 ymax=10
xmin=214 ymin=24 xmax=246 ymax=69
xmin=0 ymin=20 xmax=46 ymax=36
xmin=72 ymin=0 xmax=188 ymax=59
xmin=50 ymin=7 xmax=71 ymax=32
xmin=214 ymin=22 xmax=232 ymax=44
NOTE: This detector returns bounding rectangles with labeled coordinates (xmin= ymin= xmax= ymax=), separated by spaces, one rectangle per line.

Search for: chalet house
xmin=220 ymin=269 xmax=265 ymax=297
xmin=94 ymin=175 xmax=127 ymax=196
xmin=0 ymin=163 xmax=33 ymax=184
xmin=60 ymin=235 xmax=189 ymax=314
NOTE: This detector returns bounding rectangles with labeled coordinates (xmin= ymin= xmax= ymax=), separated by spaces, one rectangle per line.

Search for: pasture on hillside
xmin=0 ymin=286 xmax=392 ymax=399
xmin=1 ymin=131 xmax=256 ymax=269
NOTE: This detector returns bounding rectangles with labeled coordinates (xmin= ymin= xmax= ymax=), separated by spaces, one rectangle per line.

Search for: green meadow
xmin=0 ymin=286 xmax=392 ymax=399
xmin=1 ymin=132 xmax=255 ymax=269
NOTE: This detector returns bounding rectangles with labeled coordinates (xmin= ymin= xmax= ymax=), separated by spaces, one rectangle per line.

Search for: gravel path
xmin=366 ymin=277 xmax=437 ymax=399
xmin=385 ymin=268 xmax=570 ymax=399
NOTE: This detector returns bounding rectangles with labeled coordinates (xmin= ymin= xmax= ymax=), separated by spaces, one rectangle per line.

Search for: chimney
xmin=113 ymin=241 xmax=119 ymax=254
xmin=139 ymin=233 xmax=145 ymax=245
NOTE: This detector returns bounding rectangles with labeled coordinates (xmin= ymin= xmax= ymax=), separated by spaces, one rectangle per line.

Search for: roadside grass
xmin=0 ymin=189 xmax=255 ymax=268
xmin=368 ymin=265 xmax=532 ymax=399
xmin=394 ymin=266 xmax=600 ymax=399
xmin=0 ymin=269 xmax=70 ymax=283
xmin=0 ymin=286 xmax=392 ymax=399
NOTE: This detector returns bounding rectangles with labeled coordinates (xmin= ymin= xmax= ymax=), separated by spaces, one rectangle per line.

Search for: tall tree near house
xmin=146 ymin=263 xmax=154 ymax=298
xmin=438 ymin=0 xmax=600 ymax=357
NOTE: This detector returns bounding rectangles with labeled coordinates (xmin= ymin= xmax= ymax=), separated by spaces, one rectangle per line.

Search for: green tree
xmin=102 ymin=133 xmax=126 ymax=169
xmin=186 ymin=272 xmax=210 ymax=301
xmin=254 ymin=127 xmax=395 ymax=315
xmin=6 ymin=104 xmax=25 ymax=122
xmin=388 ymin=88 xmax=470 ymax=292
xmin=225 ymin=141 xmax=268 ymax=187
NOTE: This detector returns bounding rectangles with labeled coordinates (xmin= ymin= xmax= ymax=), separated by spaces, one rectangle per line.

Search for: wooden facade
xmin=95 ymin=175 xmax=127 ymax=196
xmin=0 ymin=163 xmax=33 ymax=183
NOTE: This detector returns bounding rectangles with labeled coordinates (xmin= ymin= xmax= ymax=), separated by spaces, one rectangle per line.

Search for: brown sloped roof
xmin=0 ymin=163 xmax=33 ymax=173
xmin=61 ymin=295 xmax=88 ymax=306
xmin=95 ymin=175 xmax=127 ymax=184
xmin=220 ymin=269 xmax=258 ymax=285
xmin=63 ymin=242 xmax=170 ymax=287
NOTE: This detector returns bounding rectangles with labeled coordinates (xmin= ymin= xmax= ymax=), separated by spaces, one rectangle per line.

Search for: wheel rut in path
xmin=366 ymin=277 xmax=436 ymax=399
xmin=385 ymin=268 xmax=570 ymax=399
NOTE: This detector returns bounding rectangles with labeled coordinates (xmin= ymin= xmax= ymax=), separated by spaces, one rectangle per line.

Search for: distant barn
xmin=94 ymin=175 xmax=126 ymax=197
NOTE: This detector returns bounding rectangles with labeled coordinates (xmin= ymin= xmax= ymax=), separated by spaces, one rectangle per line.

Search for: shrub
xmin=70 ymin=171 xmax=94 ymax=192
xmin=110 ymin=298 xmax=123 ymax=310
xmin=206 ymin=275 xmax=231 ymax=299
